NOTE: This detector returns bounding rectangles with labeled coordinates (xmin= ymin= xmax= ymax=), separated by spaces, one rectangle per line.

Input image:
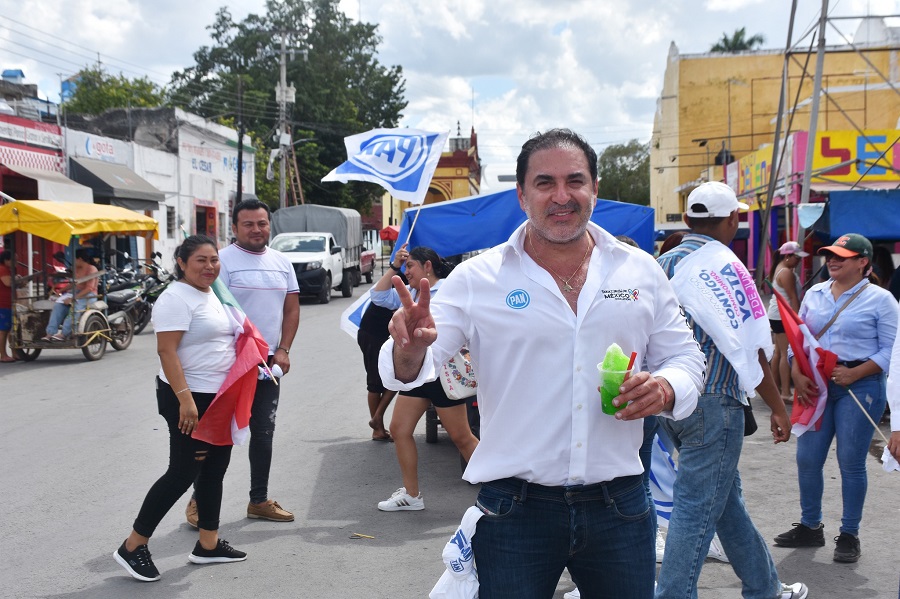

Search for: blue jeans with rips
xmin=797 ymin=373 xmax=886 ymax=537
xmin=471 ymin=474 xmax=655 ymax=599
xmin=657 ymin=393 xmax=781 ymax=599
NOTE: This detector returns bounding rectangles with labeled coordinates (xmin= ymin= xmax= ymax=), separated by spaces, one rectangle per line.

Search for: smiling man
xmin=379 ymin=129 xmax=706 ymax=598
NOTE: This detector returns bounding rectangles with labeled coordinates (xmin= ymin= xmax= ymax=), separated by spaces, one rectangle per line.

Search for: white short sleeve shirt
xmin=152 ymin=281 xmax=236 ymax=393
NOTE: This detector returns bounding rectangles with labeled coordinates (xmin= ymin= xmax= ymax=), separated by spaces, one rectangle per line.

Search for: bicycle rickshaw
xmin=0 ymin=198 xmax=159 ymax=362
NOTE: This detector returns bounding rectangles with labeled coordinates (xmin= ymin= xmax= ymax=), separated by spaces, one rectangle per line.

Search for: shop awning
xmin=0 ymin=200 xmax=159 ymax=246
xmin=69 ymin=157 xmax=164 ymax=212
xmin=2 ymin=164 xmax=94 ymax=203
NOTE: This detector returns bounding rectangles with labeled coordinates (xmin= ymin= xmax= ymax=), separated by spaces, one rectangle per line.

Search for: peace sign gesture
xmin=387 ymin=275 xmax=438 ymax=381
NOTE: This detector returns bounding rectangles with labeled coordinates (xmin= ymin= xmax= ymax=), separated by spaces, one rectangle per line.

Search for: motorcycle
xmin=132 ymin=252 xmax=174 ymax=335
xmin=102 ymin=287 xmax=139 ymax=350
xmin=102 ymin=251 xmax=173 ymax=335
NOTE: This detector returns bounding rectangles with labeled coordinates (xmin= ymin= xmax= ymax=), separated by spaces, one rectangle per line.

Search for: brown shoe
xmin=185 ymin=498 xmax=199 ymax=529
xmin=247 ymin=499 xmax=294 ymax=522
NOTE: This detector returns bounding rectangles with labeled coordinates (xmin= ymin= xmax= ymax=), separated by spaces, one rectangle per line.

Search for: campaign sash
xmin=670 ymin=241 xmax=772 ymax=395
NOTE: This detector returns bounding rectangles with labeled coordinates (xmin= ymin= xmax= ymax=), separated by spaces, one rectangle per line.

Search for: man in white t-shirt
xmin=186 ymin=199 xmax=300 ymax=524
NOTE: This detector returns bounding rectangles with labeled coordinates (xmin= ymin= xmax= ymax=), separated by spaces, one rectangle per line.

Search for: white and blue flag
xmin=339 ymin=291 xmax=372 ymax=340
xmin=322 ymin=128 xmax=449 ymax=204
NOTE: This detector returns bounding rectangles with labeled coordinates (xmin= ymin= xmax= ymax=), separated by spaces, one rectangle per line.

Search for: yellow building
xmin=384 ymin=127 xmax=481 ymax=228
xmin=650 ymin=17 xmax=900 ymax=226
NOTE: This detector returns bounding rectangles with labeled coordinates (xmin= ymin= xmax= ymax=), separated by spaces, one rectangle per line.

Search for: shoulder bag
xmin=440 ymin=348 xmax=478 ymax=401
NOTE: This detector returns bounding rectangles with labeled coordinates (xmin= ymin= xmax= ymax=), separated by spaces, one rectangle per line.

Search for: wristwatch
xmin=389 ymin=263 xmax=402 ymax=272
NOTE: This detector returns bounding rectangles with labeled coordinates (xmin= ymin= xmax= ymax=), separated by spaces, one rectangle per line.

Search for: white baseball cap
xmin=685 ymin=182 xmax=749 ymax=218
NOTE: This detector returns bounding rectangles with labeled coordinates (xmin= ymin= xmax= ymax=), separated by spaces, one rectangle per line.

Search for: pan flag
xmin=192 ymin=280 xmax=270 ymax=446
xmin=322 ymin=128 xmax=449 ymax=205
xmin=773 ymin=288 xmax=838 ymax=436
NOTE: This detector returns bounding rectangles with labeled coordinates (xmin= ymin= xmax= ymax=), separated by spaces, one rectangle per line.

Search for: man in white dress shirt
xmin=379 ymin=129 xmax=705 ymax=598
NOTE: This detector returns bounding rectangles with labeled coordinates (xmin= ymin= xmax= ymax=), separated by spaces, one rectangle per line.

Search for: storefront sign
xmin=813 ymin=129 xmax=900 ymax=182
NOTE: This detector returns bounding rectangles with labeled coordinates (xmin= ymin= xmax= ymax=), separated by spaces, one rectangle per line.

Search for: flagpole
xmin=405 ymin=206 xmax=423 ymax=246
xmin=846 ymin=387 xmax=890 ymax=445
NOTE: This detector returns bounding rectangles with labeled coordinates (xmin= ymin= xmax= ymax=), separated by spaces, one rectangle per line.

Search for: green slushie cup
xmin=598 ymin=343 xmax=633 ymax=415
xmin=598 ymin=365 xmax=633 ymax=415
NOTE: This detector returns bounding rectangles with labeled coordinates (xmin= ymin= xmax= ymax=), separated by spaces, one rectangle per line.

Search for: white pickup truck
xmin=270 ymin=231 xmax=349 ymax=304
xmin=270 ymin=205 xmax=376 ymax=304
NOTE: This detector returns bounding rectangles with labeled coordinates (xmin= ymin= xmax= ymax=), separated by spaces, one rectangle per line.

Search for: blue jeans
xmin=657 ymin=393 xmax=781 ymax=599
xmin=46 ymin=296 xmax=94 ymax=337
xmin=641 ymin=417 xmax=659 ymax=535
xmin=797 ymin=374 xmax=886 ymax=537
xmin=471 ymin=475 xmax=655 ymax=599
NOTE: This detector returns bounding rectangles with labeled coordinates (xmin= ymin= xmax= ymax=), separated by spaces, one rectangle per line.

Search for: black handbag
xmin=744 ymin=402 xmax=758 ymax=436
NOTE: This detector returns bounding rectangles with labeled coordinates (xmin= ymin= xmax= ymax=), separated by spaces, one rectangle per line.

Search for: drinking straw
xmin=624 ymin=351 xmax=637 ymax=381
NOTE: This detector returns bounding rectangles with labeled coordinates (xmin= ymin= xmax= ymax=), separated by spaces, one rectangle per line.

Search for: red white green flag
xmin=192 ymin=274 xmax=270 ymax=446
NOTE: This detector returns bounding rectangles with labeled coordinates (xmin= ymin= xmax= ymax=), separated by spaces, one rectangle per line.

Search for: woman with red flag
xmin=775 ymin=233 xmax=897 ymax=564
xmin=114 ymin=235 xmax=247 ymax=582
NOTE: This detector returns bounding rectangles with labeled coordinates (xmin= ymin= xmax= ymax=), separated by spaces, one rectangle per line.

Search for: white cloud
xmin=3 ymin=0 xmax=899 ymax=168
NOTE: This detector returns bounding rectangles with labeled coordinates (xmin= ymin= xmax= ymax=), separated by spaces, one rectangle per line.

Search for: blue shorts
xmin=0 ymin=308 xmax=11 ymax=332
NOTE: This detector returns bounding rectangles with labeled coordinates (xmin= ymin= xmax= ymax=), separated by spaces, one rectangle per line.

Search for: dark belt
xmin=484 ymin=474 xmax=644 ymax=503
xmin=836 ymin=360 xmax=866 ymax=368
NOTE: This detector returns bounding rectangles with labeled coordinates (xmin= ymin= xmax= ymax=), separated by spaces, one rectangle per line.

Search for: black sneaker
xmin=833 ymin=532 xmax=861 ymax=563
xmin=188 ymin=539 xmax=247 ymax=564
xmin=113 ymin=541 xmax=161 ymax=582
xmin=774 ymin=522 xmax=825 ymax=547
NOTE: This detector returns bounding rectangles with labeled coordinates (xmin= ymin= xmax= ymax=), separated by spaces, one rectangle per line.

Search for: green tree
xmin=64 ymin=66 xmax=165 ymax=115
xmin=168 ymin=0 xmax=407 ymax=212
xmin=710 ymin=27 xmax=765 ymax=53
xmin=596 ymin=140 xmax=650 ymax=205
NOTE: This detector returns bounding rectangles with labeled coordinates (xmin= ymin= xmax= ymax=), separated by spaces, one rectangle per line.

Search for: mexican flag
xmin=773 ymin=288 xmax=838 ymax=436
xmin=192 ymin=278 xmax=270 ymax=446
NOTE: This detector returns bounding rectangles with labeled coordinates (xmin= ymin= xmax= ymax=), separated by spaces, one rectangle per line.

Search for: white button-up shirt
xmin=379 ymin=222 xmax=705 ymax=486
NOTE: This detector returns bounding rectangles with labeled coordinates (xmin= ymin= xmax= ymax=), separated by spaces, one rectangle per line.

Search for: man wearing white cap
xmin=656 ymin=182 xmax=807 ymax=599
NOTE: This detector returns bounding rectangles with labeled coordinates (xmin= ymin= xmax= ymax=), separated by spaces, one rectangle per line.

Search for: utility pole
xmin=236 ymin=76 xmax=244 ymax=209
xmin=279 ymin=32 xmax=288 ymax=211
xmin=274 ymin=31 xmax=299 ymax=210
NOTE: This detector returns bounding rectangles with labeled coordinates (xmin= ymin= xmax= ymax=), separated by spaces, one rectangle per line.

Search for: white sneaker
xmin=563 ymin=589 xmax=580 ymax=599
xmin=780 ymin=582 xmax=809 ymax=599
xmin=377 ymin=487 xmax=424 ymax=511
xmin=707 ymin=533 xmax=729 ymax=562
xmin=656 ymin=528 xmax=666 ymax=563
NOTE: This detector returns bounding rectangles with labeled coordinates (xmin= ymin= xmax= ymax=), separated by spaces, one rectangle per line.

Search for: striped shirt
xmin=658 ymin=233 xmax=744 ymax=402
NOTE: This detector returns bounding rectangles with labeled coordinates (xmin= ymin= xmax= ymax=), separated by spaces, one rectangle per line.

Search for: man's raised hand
xmin=388 ymin=276 xmax=437 ymax=351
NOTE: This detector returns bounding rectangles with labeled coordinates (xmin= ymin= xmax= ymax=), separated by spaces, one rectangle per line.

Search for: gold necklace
xmin=528 ymin=231 xmax=593 ymax=293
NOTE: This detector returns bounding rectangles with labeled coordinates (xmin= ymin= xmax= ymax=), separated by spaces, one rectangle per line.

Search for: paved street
xmin=1 ymin=283 xmax=899 ymax=598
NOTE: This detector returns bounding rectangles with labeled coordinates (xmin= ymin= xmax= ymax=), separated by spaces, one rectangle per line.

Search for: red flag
xmin=192 ymin=288 xmax=270 ymax=446
xmin=773 ymin=288 xmax=838 ymax=436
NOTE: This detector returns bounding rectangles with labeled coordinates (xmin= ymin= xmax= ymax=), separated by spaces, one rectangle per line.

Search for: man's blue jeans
xmin=657 ymin=393 xmax=781 ymax=599
xmin=797 ymin=373 xmax=886 ymax=537
xmin=46 ymin=296 xmax=93 ymax=337
xmin=471 ymin=475 xmax=655 ymax=599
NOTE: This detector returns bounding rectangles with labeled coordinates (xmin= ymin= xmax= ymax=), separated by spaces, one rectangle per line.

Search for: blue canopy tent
xmin=813 ymin=189 xmax=900 ymax=241
xmin=392 ymin=188 xmax=655 ymax=258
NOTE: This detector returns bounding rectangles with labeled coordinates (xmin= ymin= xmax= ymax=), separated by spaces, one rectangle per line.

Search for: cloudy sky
xmin=2 ymin=0 xmax=898 ymax=177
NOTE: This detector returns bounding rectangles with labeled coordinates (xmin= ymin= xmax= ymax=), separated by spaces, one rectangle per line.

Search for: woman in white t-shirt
xmin=113 ymin=235 xmax=247 ymax=582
